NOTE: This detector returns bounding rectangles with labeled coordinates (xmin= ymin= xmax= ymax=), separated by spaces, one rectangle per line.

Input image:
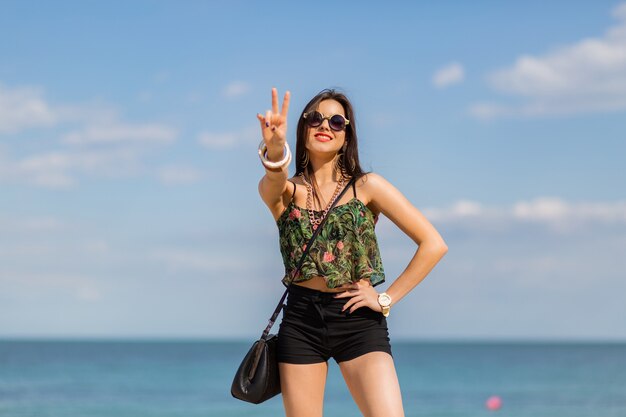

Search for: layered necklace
xmin=298 ymin=172 xmax=346 ymax=230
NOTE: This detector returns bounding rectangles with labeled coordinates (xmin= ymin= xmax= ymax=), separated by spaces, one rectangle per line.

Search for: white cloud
xmin=432 ymin=62 xmax=465 ymax=88
xmin=222 ymin=81 xmax=250 ymax=98
xmin=157 ymin=164 xmax=203 ymax=185
xmin=422 ymin=197 xmax=626 ymax=234
xmin=197 ymin=125 xmax=257 ymax=149
xmin=1 ymin=147 xmax=141 ymax=189
xmin=612 ymin=2 xmax=626 ymax=23
xmin=0 ymin=83 xmax=177 ymax=143
xmin=62 ymin=123 xmax=177 ymax=145
xmin=468 ymin=102 xmax=509 ymax=120
xmin=0 ymin=81 xmax=180 ymax=188
xmin=0 ymin=215 xmax=64 ymax=233
xmin=0 ymin=84 xmax=57 ymax=133
xmin=54 ymin=102 xmax=119 ymax=126
xmin=0 ymin=84 xmax=120 ymax=134
xmin=471 ymin=2 xmax=626 ymax=119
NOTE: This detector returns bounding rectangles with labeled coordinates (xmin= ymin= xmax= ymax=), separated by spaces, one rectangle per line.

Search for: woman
xmin=257 ymin=87 xmax=448 ymax=417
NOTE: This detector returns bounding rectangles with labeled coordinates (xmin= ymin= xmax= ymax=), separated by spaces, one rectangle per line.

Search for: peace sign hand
xmin=256 ymin=87 xmax=291 ymax=155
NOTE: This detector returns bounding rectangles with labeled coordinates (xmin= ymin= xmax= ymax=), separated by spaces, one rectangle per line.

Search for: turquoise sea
xmin=0 ymin=340 xmax=625 ymax=417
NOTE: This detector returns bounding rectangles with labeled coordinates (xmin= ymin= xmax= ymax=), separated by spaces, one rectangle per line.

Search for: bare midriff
xmin=292 ymin=275 xmax=372 ymax=293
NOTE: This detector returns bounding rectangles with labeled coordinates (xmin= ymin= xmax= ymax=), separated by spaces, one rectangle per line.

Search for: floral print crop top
xmin=276 ymin=180 xmax=385 ymax=289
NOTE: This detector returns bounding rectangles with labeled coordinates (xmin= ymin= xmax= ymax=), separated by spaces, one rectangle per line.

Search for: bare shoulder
xmin=356 ymin=172 xmax=391 ymax=198
xmin=358 ymin=171 xmax=410 ymax=214
xmin=356 ymin=172 xmax=387 ymax=190
xmin=360 ymin=172 xmax=447 ymax=248
xmin=355 ymin=172 xmax=391 ymax=217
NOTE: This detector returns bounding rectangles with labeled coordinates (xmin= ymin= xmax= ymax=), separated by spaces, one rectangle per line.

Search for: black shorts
xmin=276 ymin=284 xmax=392 ymax=364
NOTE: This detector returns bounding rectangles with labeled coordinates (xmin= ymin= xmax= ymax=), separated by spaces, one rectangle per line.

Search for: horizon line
xmin=1 ymin=336 xmax=625 ymax=344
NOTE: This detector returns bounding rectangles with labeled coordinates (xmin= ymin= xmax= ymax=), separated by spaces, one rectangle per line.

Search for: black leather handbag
xmin=231 ymin=177 xmax=356 ymax=404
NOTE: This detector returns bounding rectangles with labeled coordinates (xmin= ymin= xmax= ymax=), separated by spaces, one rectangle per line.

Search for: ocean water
xmin=0 ymin=340 xmax=625 ymax=417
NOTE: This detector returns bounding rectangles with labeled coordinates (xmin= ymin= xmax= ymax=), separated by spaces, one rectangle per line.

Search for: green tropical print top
xmin=276 ymin=193 xmax=386 ymax=289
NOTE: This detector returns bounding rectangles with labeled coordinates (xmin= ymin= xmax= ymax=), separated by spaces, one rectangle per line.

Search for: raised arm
xmin=257 ymin=87 xmax=292 ymax=219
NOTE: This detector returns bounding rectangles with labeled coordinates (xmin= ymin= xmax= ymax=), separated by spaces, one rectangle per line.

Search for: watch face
xmin=378 ymin=293 xmax=392 ymax=307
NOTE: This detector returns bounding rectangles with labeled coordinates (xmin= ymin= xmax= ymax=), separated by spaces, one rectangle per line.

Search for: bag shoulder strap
xmin=261 ymin=176 xmax=357 ymax=339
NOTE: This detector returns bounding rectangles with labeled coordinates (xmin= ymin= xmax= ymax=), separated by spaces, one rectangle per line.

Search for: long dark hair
xmin=294 ymin=88 xmax=370 ymax=209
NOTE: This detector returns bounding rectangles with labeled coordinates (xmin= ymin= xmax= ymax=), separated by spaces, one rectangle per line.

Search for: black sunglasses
xmin=302 ymin=111 xmax=350 ymax=132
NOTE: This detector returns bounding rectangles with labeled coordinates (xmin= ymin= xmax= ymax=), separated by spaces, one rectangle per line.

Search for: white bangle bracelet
xmin=258 ymin=140 xmax=291 ymax=169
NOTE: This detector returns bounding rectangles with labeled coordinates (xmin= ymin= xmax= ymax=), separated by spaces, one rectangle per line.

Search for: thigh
xmin=338 ymin=351 xmax=405 ymax=417
xmin=279 ymin=362 xmax=328 ymax=417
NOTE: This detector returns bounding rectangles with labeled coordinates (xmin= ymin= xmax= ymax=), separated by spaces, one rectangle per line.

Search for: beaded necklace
xmin=298 ymin=172 xmax=346 ymax=231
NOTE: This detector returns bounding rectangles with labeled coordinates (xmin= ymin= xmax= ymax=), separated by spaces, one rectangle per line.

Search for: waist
xmin=290 ymin=276 xmax=346 ymax=293
xmin=287 ymin=283 xmax=343 ymax=299
xmin=290 ymin=276 xmax=371 ymax=292
xmin=286 ymin=284 xmax=352 ymax=308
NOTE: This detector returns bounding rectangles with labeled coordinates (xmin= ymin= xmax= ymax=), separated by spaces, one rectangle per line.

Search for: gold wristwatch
xmin=377 ymin=292 xmax=392 ymax=317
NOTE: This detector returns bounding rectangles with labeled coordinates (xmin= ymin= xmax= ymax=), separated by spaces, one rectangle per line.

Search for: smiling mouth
xmin=315 ymin=133 xmax=332 ymax=141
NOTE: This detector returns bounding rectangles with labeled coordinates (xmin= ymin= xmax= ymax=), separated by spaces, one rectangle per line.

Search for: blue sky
xmin=1 ymin=1 xmax=625 ymax=340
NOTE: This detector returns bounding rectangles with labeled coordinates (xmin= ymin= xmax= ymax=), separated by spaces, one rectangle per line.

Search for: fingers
xmin=340 ymin=294 xmax=360 ymax=312
xmin=281 ymin=90 xmax=291 ymax=118
xmin=348 ymin=300 xmax=369 ymax=314
xmin=257 ymin=113 xmax=267 ymax=130
xmin=257 ymin=113 xmax=269 ymax=142
xmin=271 ymin=87 xmax=279 ymax=114
xmin=333 ymin=290 xmax=350 ymax=299
xmin=258 ymin=88 xmax=290 ymax=136
xmin=333 ymin=282 xmax=381 ymax=313
xmin=333 ymin=285 xmax=358 ymax=297
xmin=257 ymin=111 xmax=270 ymax=128
xmin=342 ymin=296 xmax=371 ymax=314
xmin=265 ymin=109 xmax=272 ymax=132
